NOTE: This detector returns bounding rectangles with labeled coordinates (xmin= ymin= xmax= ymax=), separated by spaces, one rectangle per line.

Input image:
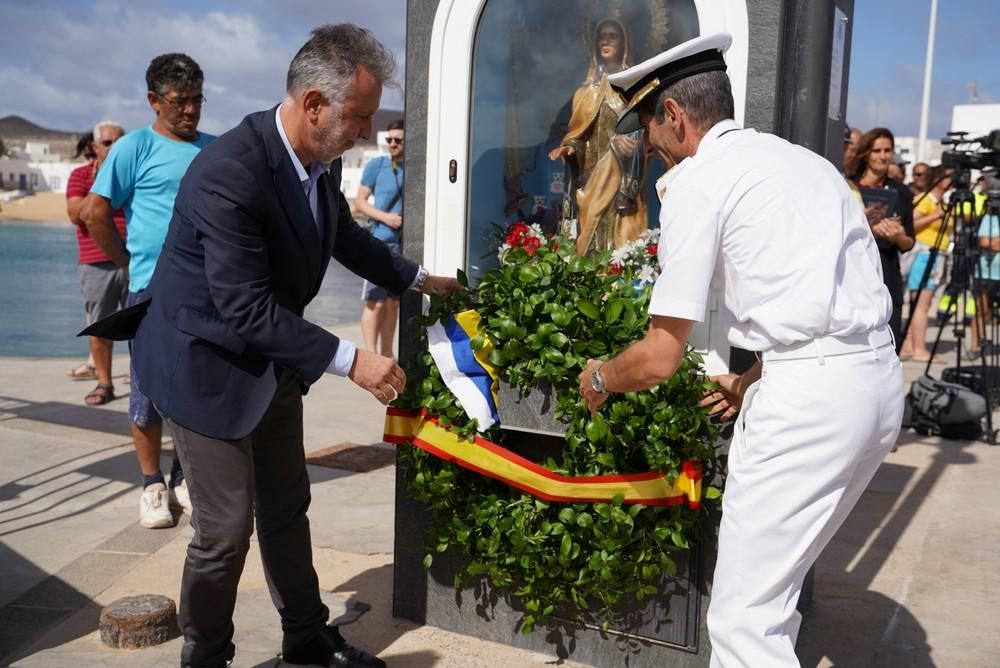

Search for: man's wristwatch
xmin=590 ymin=364 xmax=607 ymax=394
xmin=413 ymin=266 xmax=430 ymax=291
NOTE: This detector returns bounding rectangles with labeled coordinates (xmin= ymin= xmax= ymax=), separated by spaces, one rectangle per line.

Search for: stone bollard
xmin=99 ymin=594 xmax=177 ymax=649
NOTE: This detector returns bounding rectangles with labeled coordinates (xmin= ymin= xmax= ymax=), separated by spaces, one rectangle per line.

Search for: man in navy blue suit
xmin=130 ymin=24 xmax=461 ymax=668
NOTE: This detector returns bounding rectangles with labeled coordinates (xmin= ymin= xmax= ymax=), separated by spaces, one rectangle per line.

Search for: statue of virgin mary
xmin=548 ymin=17 xmax=648 ymax=256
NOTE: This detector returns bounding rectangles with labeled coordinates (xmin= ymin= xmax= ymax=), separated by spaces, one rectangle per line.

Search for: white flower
xmin=637 ymin=265 xmax=656 ymax=284
xmin=610 ymin=246 xmax=630 ymax=265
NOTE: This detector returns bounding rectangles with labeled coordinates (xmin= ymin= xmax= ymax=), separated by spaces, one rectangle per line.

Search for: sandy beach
xmin=0 ymin=191 xmax=71 ymax=223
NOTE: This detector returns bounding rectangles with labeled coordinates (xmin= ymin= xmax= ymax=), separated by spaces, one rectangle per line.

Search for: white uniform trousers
xmin=707 ymin=327 xmax=903 ymax=667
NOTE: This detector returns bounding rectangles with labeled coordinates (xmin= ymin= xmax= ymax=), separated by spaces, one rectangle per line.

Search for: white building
xmin=0 ymin=142 xmax=82 ymax=193
xmin=894 ymin=136 xmax=945 ymax=177
xmin=23 ymin=142 xmax=62 ymax=163
xmin=951 ymin=103 xmax=1000 ymax=140
xmin=0 ymin=159 xmax=81 ymax=193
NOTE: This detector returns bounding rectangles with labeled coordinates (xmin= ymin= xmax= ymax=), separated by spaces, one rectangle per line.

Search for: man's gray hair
xmin=286 ymin=23 xmax=398 ymax=105
xmin=654 ymin=70 xmax=734 ymax=131
xmin=93 ymin=120 xmax=124 ymax=140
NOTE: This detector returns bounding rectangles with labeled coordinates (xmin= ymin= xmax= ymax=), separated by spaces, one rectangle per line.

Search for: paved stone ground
xmin=1 ymin=323 xmax=998 ymax=667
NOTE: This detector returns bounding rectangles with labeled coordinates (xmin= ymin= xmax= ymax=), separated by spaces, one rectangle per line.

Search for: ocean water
xmin=0 ymin=221 xmax=364 ymax=358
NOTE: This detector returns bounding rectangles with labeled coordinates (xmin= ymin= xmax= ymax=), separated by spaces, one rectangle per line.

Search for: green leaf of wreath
xmin=577 ymin=299 xmax=600 ymax=320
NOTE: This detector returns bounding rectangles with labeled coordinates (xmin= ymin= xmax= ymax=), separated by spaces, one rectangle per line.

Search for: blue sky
xmin=848 ymin=0 xmax=998 ymax=138
xmin=0 ymin=1 xmax=996 ymax=140
xmin=0 ymin=0 xmax=407 ymax=136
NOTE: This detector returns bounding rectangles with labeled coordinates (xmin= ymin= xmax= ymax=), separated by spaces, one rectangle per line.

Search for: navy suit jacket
xmin=131 ymin=107 xmax=418 ymax=439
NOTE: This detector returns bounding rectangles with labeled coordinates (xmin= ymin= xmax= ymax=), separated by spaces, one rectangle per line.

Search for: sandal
xmin=66 ymin=363 xmax=97 ymax=381
xmin=84 ymin=383 xmax=115 ymax=406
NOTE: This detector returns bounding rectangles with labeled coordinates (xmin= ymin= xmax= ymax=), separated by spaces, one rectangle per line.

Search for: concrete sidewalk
xmin=1 ymin=323 xmax=998 ymax=667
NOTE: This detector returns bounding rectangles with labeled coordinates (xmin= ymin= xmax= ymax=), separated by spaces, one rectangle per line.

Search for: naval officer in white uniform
xmin=577 ymin=33 xmax=903 ymax=667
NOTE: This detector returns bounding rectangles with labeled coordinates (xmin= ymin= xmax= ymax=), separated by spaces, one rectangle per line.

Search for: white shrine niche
xmin=422 ymin=0 xmax=751 ymax=374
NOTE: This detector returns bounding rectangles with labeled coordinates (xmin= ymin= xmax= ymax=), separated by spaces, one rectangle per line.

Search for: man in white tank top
xmin=578 ymin=33 xmax=903 ymax=667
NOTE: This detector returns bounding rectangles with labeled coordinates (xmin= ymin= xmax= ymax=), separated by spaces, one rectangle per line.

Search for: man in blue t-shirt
xmin=355 ymin=120 xmax=404 ymax=357
xmin=83 ymin=53 xmax=215 ymax=530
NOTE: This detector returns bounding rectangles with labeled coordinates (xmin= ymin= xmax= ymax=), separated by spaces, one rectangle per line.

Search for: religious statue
xmin=549 ymin=17 xmax=648 ymax=256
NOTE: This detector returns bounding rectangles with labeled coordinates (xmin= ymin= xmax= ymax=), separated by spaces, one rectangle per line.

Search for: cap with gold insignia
xmin=608 ymin=33 xmax=733 ymax=134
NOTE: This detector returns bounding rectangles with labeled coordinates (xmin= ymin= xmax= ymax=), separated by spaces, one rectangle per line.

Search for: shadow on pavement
xmin=248 ymin=650 xmax=442 ymax=668
xmin=0 ymin=543 xmax=95 ymax=666
xmin=329 ymin=564 xmax=426 ymax=647
xmin=0 ymin=449 xmax=136 ymax=539
xmin=797 ymin=431 xmax=978 ymax=666
xmin=0 ymin=395 xmax=132 ymax=438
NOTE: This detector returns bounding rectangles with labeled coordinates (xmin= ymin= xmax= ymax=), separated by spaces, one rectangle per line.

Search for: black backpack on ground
xmin=906 ymin=374 xmax=987 ymax=440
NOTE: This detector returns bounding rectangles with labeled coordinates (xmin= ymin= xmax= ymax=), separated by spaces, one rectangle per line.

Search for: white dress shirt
xmin=275 ymin=105 xmax=357 ymax=376
xmin=649 ymin=119 xmax=892 ymax=351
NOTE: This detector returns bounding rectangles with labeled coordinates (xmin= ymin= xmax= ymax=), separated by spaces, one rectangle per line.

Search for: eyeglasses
xmin=97 ymin=139 xmax=117 ymax=147
xmin=155 ymin=93 xmax=206 ymax=112
xmin=386 ymin=137 xmax=404 ymax=144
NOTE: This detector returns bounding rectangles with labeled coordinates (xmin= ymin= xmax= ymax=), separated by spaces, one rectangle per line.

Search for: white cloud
xmin=0 ymin=1 xmax=405 ymax=135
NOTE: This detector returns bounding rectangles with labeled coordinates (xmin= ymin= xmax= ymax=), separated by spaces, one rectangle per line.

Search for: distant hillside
xmin=0 ymin=115 xmax=82 ymax=141
xmin=0 ymin=110 xmax=404 ymax=156
xmin=0 ymin=115 xmax=84 ymax=159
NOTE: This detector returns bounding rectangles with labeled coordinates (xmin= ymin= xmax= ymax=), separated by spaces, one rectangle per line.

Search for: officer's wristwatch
xmin=413 ymin=266 xmax=430 ymax=291
xmin=590 ymin=364 xmax=607 ymax=394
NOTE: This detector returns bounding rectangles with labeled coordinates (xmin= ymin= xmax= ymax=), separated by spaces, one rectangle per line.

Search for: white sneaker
xmin=169 ymin=480 xmax=193 ymax=514
xmin=139 ymin=483 xmax=175 ymax=529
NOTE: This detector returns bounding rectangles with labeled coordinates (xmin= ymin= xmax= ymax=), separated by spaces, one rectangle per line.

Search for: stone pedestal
xmin=99 ymin=595 xmax=177 ymax=649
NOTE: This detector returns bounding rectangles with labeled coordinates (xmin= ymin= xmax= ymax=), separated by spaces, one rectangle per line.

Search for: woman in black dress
xmin=846 ymin=127 xmax=916 ymax=350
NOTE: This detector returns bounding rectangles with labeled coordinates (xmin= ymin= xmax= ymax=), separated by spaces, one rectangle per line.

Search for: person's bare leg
xmin=899 ymin=306 xmax=914 ymax=357
xmin=361 ymin=301 xmax=380 ymax=353
xmin=90 ymin=336 xmax=114 ymax=387
xmin=970 ymin=292 xmax=991 ymax=354
xmin=379 ymin=298 xmax=399 ymax=358
xmin=910 ymin=289 xmax=935 ymax=360
xmin=132 ymin=422 xmax=164 ymax=476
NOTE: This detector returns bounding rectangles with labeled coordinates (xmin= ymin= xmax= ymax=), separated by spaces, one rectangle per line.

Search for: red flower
xmin=609 ymin=262 xmax=623 ymax=275
xmin=647 ymin=243 xmax=658 ymax=256
xmin=523 ymin=236 xmax=542 ymax=255
xmin=505 ymin=221 xmax=530 ymax=247
xmin=552 ymin=242 xmax=559 ymax=251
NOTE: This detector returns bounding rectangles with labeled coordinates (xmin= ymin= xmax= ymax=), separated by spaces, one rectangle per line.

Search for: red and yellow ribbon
xmin=385 ymin=408 xmax=702 ymax=509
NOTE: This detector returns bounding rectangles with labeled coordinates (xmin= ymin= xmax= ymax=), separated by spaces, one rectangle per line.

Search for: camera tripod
xmin=901 ymin=172 xmax=999 ymax=444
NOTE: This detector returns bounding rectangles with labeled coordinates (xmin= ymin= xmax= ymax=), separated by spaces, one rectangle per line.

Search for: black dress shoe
xmin=279 ymin=625 xmax=385 ymax=668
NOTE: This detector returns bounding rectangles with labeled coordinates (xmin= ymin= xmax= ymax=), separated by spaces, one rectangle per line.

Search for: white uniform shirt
xmin=648 ymin=119 xmax=891 ymax=351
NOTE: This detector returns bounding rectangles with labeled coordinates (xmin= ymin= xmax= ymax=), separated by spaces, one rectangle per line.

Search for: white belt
xmin=760 ymin=325 xmax=895 ymax=363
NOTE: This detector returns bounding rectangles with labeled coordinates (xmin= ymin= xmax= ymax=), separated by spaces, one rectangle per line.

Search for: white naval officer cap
xmin=608 ymin=33 xmax=733 ymax=135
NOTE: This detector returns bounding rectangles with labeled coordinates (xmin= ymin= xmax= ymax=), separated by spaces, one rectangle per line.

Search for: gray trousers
xmin=166 ymin=370 xmax=328 ymax=667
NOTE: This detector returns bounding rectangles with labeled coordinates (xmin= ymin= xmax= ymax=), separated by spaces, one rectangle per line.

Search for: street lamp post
xmin=918 ymin=0 xmax=938 ymax=163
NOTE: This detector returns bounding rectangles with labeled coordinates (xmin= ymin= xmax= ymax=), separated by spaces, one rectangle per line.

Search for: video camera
xmin=940 ymin=129 xmax=1000 ymax=172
